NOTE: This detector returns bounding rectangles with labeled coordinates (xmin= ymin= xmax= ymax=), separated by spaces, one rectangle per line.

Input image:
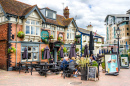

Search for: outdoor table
xmin=38 ymin=63 xmax=57 ymax=77
xmin=17 ymin=62 xmax=38 ymax=75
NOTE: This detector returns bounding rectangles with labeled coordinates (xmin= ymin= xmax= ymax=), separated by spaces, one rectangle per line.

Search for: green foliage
xmin=49 ymin=35 xmax=54 ymax=39
xmin=77 ymin=58 xmax=89 ymax=69
xmin=127 ymin=49 xmax=130 ymax=53
xmin=17 ymin=31 xmax=25 ymax=38
xmin=92 ymin=61 xmax=98 ymax=68
xmin=81 ymin=47 xmax=85 ymax=54
xmin=75 ymin=48 xmax=79 ymax=52
xmin=41 ymin=48 xmax=44 ymax=52
xmin=58 ymin=37 xmax=62 ymax=41
xmin=63 ymin=47 xmax=67 ymax=53
xmin=101 ymin=61 xmax=105 ymax=69
xmin=83 ymin=40 xmax=86 ymax=42
xmin=42 ymin=39 xmax=49 ymax=44
xmin=8 ymin=47 xmax=16 ymax=53
xmin=97 ymin=42 xmax=102 ymax=43
xmin=75 ymin=38 xmax=78 ymax=42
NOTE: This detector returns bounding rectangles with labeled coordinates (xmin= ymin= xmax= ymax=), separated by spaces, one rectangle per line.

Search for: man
xmin=60 ymin=57 xmax=69 ymax=70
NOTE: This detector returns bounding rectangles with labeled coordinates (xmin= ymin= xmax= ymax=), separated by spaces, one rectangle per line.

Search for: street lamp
xmin=116 ymin=27 xmax=121 ymax=71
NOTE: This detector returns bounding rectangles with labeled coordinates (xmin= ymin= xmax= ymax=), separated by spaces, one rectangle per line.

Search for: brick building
xmin=0 ymin=0 xmax=78 ymax=70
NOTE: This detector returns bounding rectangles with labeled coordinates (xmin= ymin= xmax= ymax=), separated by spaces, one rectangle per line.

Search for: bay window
xmin=25 ymin=19 xmax=41 ymax=36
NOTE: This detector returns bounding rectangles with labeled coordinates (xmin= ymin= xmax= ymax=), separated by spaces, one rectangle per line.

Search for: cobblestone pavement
xmin=0 ymin=66 xmax=130 ymax=86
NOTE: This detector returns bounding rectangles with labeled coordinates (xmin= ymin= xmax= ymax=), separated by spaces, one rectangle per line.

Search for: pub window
xmin=127 ymin=33 xmax=129 ymax=36
xmin=21 ymin=45 xmax=39 ymax=62
xmin=25 ymin=19 xmax=41 ymax=36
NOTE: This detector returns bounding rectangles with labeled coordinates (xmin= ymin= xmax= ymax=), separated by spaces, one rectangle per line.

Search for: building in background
xmin=76 ymin=24 xmax=104 ymax=56
xmin=0 ymin=0 xmax=78 ymax=70
xmin=104 ymin=14 xmax=130 ymax=49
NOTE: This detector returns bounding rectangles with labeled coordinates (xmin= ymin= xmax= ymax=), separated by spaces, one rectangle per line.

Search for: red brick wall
xmin=0 ymin=23 xmax=8 ymax=70
xmin=11 ymin=24 xmax=23 ymax=41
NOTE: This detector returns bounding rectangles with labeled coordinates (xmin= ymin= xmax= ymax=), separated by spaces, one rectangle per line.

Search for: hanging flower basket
xmin=41 ymin=48 xmax=44 ymax=52
xmin=49 ymin=35 xmax=54 ymax=39
xmin=8 ymin=47 xmax=16 ymax=53
xmin=58 ymin=37 xmax=62 ymax=41
xmin=42 ymin=39 xmax=49 ymax=44
xmin=17 ymin=31 xmax=25 ymax=38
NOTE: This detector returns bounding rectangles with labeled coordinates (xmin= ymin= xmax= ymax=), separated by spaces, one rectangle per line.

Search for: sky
xmin=18 ymin=0 xmax=130 ymax=41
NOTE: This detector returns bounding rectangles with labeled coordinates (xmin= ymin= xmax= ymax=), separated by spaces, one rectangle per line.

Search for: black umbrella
xmin=43 ymin=46 xmax=51 ymax=59
xmin=69 ymin=44 xmax=77 ymax=59
xmin=89 ymin=31 xmax=94 ymax=55
xmin=84 ymin=44 xmax=88 ymax=57
xmin=59 ymin=47 xmax=64 ymax=58
xmin=23 ymin=47 xmax=27 ymax=59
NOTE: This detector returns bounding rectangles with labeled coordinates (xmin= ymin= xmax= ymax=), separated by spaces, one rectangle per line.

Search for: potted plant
xmin=77 ymin=57 xmax=89 ymax=80
xmin=41 ymin=48 xmax=44 ymax=52
xmin=17 ymin=31 xmax=25 ymax=38
xmin=101 ymin=61 xmax=105 ymax=73
xmin=75 ymin=48 xmax=79 ymax=53
xmin=75 ymin=38 xmax=78 ymax=43
xmin=8 ymin=47 xmax=16 ymax=53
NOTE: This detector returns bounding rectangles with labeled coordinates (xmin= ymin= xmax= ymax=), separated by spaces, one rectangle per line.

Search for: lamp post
xmin=116 ymin=27 xmax=121 ymax=71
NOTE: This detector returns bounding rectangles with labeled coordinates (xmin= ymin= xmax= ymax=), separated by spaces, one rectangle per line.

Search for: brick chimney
xmin=63 ymin=6 xmax=69 ymax=19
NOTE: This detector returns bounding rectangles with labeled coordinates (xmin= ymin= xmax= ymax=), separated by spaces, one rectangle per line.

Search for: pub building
xmin=0 ymin=0 xmax=78 ymax=71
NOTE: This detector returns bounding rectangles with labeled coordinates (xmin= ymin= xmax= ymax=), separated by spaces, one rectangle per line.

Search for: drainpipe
xmin=15 ymin=16 xmax=19 ymax=67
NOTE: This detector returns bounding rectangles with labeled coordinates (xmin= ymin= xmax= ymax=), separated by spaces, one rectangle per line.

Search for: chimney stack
xmin=63 ymin=6 xmax=69 ymax=19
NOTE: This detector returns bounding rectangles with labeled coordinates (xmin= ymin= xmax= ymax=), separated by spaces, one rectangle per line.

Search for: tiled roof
xmin=0 ymin=0 xmax=32 ymax=16
xmin=46 ymin=14 xmax=73 ymax=27
xmin=0 ymin=0 xmax=74 ymax=27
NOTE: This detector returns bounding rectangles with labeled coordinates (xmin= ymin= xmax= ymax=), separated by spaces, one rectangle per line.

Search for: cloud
xmin=18 ymin=0 xmax=130 ymax=41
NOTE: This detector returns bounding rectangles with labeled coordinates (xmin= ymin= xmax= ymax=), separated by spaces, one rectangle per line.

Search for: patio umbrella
xmin=43 ymin=46 xmax=52 ymax=59
xmin=23 ymin=47 xmax=27 ymax=59
xmin=69 ymin=44 xmax=77 ymax=59
xmin=84 ymin=44 xmax=88 ymax=57
xmin=99 ymin=50 xmax=101 ymax=54
xmin=89 ymin=31 xmax=94 ymax=55
xmin=102 ymin=49 xmax=104 ymax=54
xmin=59 ymin=47 xmax=64 ymax=58
xmin=107 ymin=49 xmax=108 ymax=53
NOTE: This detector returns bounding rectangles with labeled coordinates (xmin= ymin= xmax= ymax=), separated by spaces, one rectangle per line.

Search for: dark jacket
xmin=60 ymin=59 xmax=69 ymax=70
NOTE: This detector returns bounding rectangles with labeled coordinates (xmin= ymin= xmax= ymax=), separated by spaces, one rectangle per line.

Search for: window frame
xmin=25 ymin=19 xmax=41 ymax=36
xmin=67 ymin=28 xmax=75 ymax=40
xmin=21 ymin=44 xmax=39 ymax=62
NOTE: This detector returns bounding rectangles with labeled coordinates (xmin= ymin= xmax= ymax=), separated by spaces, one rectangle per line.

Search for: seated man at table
xmin=69 ymin=57 xmax=78 ymax=77
xmin=60 ymin=57 xmax=69 ymax=70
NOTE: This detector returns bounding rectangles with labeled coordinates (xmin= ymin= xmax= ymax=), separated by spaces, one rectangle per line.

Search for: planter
xmin=102 ymin=69 xmax=105 ymax=73
xmin=81 ymin=67 xmax=87 ymax=80
xmin=17 ymin=31 xmax=25 ymax=38
xmin=10 ymin=50 xmax=14 ymax=53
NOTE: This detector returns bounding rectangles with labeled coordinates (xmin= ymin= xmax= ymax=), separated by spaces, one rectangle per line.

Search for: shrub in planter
xmin=91 ymin=61 xmax=98 ymax=68
xmin=58 ymin=37 xmax=62 ymax=41
xmin=17 ymin=31 xmax=25 ymax=38
xmin=8 ymin=47 xmax=16 ymax=53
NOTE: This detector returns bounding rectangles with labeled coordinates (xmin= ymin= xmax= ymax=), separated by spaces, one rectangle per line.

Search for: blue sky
xmin=18 ymin=0 xmax=130 ymax=41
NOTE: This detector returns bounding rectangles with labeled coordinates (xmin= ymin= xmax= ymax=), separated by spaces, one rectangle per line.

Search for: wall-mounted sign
xmin=41 ymin=31 xmax=49 ymax=40
xmin=121 ymin=54 xmax=129 ymax=67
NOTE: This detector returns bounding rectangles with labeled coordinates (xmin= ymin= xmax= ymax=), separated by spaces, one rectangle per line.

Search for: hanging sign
xmin=41 ymin=31 xmax=49 ymax=40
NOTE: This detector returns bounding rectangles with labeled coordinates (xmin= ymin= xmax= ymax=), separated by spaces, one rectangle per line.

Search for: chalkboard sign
xmin=88 ymin=66 xmax=97 ymax=81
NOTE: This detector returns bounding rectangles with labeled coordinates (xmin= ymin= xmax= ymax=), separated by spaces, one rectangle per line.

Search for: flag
xmin=94 ymin=30 xmax=97 ymax=36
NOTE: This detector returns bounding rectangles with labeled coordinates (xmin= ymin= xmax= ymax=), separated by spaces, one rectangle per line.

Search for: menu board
xmin=121 ymin=54 xmax=129 ymax=67
xmin=88 ymin=66 xmax=97 ymax=81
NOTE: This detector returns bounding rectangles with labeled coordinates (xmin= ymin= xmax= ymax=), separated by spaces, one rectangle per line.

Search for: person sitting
xmin=89 ymin=54 xmax=94 ymax=63
xmin=60 ymin=57 xmax=69 ymax=70
xmin=69 ymin=57 xmax=78 ymax=77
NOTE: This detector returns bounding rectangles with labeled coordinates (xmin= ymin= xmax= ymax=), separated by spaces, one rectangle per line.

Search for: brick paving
xmin=0 ymin=66 xmax=130 ymax=86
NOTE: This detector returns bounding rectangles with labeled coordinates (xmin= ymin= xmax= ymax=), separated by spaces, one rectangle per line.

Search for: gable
xmin=25 ymin=6 xmax=46 ymax=22
xmin=28 ymin=10 xmax=41 ymax=19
